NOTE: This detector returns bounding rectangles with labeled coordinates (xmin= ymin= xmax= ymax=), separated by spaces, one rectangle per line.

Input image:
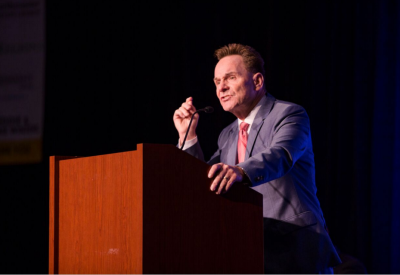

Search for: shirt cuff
xmin=179 ymin=136 xmax=198 ymax=150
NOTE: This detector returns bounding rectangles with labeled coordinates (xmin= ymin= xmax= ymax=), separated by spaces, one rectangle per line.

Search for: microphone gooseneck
xmin=180 ymin=106 xmax=214 ymax=150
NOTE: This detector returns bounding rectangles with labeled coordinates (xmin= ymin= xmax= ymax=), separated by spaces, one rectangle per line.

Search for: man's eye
xmin=229 ymin=76 xmax=235 ymax=79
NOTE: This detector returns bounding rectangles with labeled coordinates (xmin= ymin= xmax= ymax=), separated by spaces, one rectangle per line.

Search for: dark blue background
xmin=1 ymin=1 xmax=399 ymax=273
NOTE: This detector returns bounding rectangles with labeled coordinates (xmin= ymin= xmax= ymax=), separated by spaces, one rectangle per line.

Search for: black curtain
xmin=1 ymin=0 xmax=399 ymax=273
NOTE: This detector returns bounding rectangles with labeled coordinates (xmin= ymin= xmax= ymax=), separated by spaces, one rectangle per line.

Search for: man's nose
xmin=218 ymin=82 xmax=229 ymax=93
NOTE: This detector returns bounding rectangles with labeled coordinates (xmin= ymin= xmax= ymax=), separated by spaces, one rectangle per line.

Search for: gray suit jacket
xmin=186 ymin=93 xmax=341 ymax=273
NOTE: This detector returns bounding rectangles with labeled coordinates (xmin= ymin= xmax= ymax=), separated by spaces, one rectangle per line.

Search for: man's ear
xmin=253 ymin=73 xmax=264 ymax=91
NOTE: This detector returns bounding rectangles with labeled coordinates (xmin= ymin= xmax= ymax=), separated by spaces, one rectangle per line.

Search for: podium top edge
xmin=49 ymin=143 xmax=179 ymax=160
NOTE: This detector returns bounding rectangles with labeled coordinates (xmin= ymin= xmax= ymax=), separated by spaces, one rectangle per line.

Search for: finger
xmin=182 ymin=102 xmax=196 ymax=113
xmin=173 ymin=109 xmax=182 ymax=121
xmin=178 ymin=106 xmax=192 ymax=117
xmin=211 ymin=172 xmax=226 ymax=192
xmin=209 ymin=164 xmax=224 ymax=191
xmin=174 ymin=109 xmax=188 ymax=120
xmin=185 ymin=98 xmax=199 ymax=115
xmin=216 ymin=176 xmax=229 ymax=194
xmin=222 ymin=173 xmax=238 ymax=194
xmin=216 ymin=169 xmax=233 ymax=194
xmin=208 ymin=163 xmax=222 ymax=178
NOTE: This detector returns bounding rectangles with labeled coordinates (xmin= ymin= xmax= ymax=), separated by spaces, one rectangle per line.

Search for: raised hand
xmin=173 ymin=97 xmax=199 ymax=145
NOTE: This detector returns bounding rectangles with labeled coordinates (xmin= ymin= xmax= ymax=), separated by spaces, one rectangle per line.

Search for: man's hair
xmin=214 ymin=43 xmax=265 ymax=77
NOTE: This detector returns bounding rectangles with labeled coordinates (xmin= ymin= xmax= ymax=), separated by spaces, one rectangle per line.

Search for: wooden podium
xmin=49 ymin=144 xmax=263 ymax=274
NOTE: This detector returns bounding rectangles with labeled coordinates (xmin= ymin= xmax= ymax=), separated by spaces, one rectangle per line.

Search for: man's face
xmin=214 ymin=55 xmax=257 ymax=118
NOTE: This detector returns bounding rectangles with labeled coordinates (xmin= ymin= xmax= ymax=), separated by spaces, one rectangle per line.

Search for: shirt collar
xmin=238 ymin=95 xmax=267 ymax=133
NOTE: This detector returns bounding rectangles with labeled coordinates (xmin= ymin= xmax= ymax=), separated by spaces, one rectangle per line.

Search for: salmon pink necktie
xmin=237 ymin=122 xmax=249 ymax=164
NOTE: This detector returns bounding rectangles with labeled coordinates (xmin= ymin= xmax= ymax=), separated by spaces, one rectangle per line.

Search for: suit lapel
xmin=246 ymin=93 xmax=276 ymax=159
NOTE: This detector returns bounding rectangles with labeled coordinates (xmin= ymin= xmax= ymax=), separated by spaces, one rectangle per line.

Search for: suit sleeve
xmin=183 ymin=140 xmax=205 ymax=162
xmin=237 ymin=104 xmax=312 ymax=186
xmin=181 ymin=133 xmax=224 ymax=166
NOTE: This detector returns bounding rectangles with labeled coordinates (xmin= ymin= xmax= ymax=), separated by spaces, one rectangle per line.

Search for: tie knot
xmin=240 ymin=122 xmax=249 ymax=132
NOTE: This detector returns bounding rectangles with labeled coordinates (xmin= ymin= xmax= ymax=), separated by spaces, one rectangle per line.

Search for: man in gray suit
xmin=173 ymin=43 xmax=341 ymax=273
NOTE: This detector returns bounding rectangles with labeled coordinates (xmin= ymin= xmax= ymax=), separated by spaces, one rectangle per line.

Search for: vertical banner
xmin=0 ymin=0 xmax=45 ymax=164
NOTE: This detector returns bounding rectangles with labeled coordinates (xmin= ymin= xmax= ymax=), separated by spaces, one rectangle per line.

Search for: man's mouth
xmin=221 ymin=95 xmax=232 ymax=102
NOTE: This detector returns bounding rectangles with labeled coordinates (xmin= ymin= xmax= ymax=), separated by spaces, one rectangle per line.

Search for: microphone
xmin=200 ymin=106 xmax=214 ymax=113
xmin=180 ymin=106 xmax=214 ymax=150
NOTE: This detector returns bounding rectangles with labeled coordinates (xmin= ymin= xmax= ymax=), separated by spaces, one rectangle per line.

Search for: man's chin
xmin=220 ymin=102 xmax=233 ymax=112
xmin=222 ymin=106 xmax=232 ymax=112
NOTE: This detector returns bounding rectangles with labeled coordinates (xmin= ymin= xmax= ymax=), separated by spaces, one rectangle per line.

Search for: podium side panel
xmin=57 ymin=149 xmax=143 ymax=274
